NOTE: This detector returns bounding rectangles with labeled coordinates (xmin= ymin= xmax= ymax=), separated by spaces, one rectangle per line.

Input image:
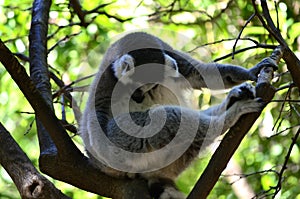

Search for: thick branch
xmin=29 ymin=0 xmax=58 ymax=157
xmin=0 ymin=39 xmax=80 ymax=182
xmin=29 ymin=0 xmax=52 ymax=105
xmin=0 ymin=122 xmax=70 ymax=199
xmin=39 ymin=154 xmax=151 ymax=199
xmin=28 ymin=0 xmax=83 ymax=161
xmin=187 ymin=47 xmax=283 ymax=199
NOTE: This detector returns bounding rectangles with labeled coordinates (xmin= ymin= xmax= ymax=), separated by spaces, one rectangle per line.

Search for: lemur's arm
xmin=168 ymin=50 xmax=277 ymax=90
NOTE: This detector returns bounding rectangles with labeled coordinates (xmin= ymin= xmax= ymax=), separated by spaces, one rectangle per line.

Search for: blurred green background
xmin=0 ymin=0 xmax=299 ymax=198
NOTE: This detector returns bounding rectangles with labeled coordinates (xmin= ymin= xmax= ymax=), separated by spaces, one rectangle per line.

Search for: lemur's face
xmin=113 ymin=49 xmax=180 ymax=103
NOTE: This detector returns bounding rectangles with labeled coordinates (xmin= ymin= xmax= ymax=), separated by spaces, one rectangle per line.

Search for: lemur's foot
xmin=226 ymin=82 xmax=258 ymax=109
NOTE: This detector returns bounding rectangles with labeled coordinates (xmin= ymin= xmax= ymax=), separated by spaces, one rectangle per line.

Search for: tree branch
xmin=69 ymin=0 xmax=131 ymax=26
xmin=232 ymin=13 xmax=256 ymax=59
xmin=29 ymin=0 xmax=59 ymax=159
xmin=187 ymin=47 xmax=283 ymax=199
xmin=253 ymin=0 xmax=300 ymax=90
xmin=0 ymin=122 xmax=70 ymax=199
xmin=214 ymin=43 xmax=277 ymax=62
xmin=69 ymin=0 xmax=88 ymax=27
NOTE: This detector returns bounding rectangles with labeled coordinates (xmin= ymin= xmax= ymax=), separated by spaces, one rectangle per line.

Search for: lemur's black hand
xmin=249 ymin=57 xmax=278 ymax=81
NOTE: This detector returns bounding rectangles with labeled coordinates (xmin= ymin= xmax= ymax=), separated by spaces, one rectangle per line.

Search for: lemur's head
xmin=111 ymin=48 xmax=179 ymax=103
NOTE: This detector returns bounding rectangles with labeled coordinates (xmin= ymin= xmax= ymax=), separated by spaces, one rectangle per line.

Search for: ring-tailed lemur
xmin=80 ymin=32 xmax=276 ymax=199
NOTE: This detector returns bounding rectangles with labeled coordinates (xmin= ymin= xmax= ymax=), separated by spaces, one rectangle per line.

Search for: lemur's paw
xmin=227 ymin=82 xmax=256 ymax=109
xmin=249 ymin=57 xmax=278 ymax=78
xmin=260 ymin=57 xmax=278 ymax=70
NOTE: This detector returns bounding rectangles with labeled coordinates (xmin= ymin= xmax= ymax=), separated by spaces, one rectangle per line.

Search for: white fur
xmin=164 ymin=54 xmax=179 ymax=78
xmin=112 ymin=54 xmax=135 ymax=81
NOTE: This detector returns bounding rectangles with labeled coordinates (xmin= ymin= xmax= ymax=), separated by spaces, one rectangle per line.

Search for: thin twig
xmin=276 ymin=82 xmax=296 ymax=92
xmin=48 ymin=32 xmax=82 ymax=53
xmin=269 ymin=124 xmax=300 ymax=138
xmin=188 ymin=37 xmax=261 ymax=53
xmin=271 ymin=99 xmax=300 ymax=103
xmin=272 ymin=128 xmax=300 ymax=198
xmin=232 ymin=13 xmax=256 ymax=59
xmin=52 ymin=73 xmax=94 ymax=99
xmin=223 ymin=167 xmax=279 ymax=185
xmin=272 ymin=85 xmax=292 ymax=131
xmin=214 ymin=44 xmax=277 ymax=62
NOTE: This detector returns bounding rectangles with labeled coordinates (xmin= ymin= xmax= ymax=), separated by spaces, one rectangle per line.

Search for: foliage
xmin=0 ymin=0 xmax=299 ymax=198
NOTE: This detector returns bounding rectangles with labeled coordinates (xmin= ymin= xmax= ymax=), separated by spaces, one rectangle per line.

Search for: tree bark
xmin=29 ymin=0 xmax=58 ymax=161
xmin=0 ymin=122 xmax=70 ymax=199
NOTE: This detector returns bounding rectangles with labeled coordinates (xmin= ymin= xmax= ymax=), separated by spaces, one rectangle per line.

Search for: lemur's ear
xmin=112 ymin=54 xmax=135 ymax=79
xmin=164 ymin=54 xmax=179 ymax=78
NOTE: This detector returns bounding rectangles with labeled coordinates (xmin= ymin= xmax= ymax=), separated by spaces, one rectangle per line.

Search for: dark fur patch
xmin=227 ymin=85 xmax=255 ymax=109
xmin=149 ymin=178 xmax=176 ymax=199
